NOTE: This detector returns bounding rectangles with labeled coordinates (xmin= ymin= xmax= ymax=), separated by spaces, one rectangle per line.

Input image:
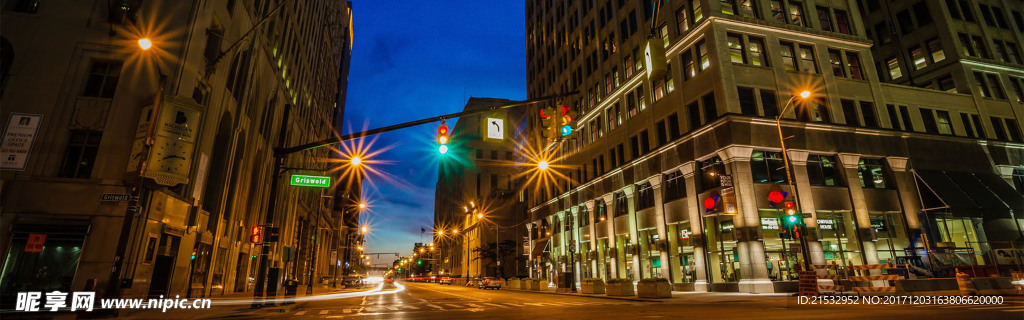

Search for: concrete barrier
xmin=972 ymin=277 xmax=1016 ymax=295
xmin=896 ymin=278 xmax=965 ymax=296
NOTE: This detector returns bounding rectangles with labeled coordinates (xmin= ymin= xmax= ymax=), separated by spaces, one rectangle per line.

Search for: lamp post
xmin=776 ymin=90 xmax=812 ymax=271
xmin=105 ymin=39 xmax=166 ymax=311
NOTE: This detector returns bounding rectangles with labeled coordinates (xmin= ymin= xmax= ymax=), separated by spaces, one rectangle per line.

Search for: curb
xmin=500 ymin=287 xmax=664 ymax=302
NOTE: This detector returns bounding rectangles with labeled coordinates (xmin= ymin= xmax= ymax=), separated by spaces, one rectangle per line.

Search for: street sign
xmin=568 ymin=242 xmax=576 ymax=253
xmin=25 ymin=233 xmax=46 ymax=253
xmin=290 ymin=174 xmax=330 ymax=187
xmin=486 ymin=117 xmax=504 ymax=140
xmin=0 ymin=113 xmax=43 ymax=170
xmin=101 ymin=193 xmax=132 ymax=202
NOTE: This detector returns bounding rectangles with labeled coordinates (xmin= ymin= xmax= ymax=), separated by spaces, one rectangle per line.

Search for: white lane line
xmin=442 ymin=304 xmax=463 ymax=309
xmin=480 ymin=303 xmax=509 ymax=308
xmin=319 ymin=310 xmax=329 ymax=315
xmin=294 ymin=311 xmax=307 ymax=315
xmin=405 ymin=305 xmax=420 ymax=310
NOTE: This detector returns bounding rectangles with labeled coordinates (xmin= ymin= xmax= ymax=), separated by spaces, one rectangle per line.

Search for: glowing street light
xmin=358 ymin=203 xmax=366 ymax=209
xmin=799 ymin=90 xmax=811 ymax=99
xmin=537 ymin=160 xmax=549 ymax=170
xmin=361 ymin=226 xmax=368 ymax=234
xmin=477 ymin=213 xmax=483 ymax=219
xmin=453 ymin=229 xmax=459 ymax=234
xmin=138 ymin=38 xmax=152 ymax=50
xmin=350 ymin=156 xmax=362 ymax=166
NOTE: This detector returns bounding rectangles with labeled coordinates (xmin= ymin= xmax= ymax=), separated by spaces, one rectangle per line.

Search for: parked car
xmin=438 ymin=277 xmax=453 ymax=285
xmin=342 ymin=276 xmax=364 ymax=288
xmin=477 ymin=277 xmax=501 ymax=290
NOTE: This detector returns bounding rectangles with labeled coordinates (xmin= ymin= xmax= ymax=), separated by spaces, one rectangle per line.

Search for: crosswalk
xmin=291 ymin=300 xmax=624 ymax=316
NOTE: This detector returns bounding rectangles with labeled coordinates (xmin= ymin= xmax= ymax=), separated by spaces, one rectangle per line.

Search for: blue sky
xmin=342 ymin=1 xmax=526 ymax=266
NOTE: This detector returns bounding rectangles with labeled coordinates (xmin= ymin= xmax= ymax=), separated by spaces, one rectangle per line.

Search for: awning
xmin=914 ymin=170 xmax=1024 ymax=219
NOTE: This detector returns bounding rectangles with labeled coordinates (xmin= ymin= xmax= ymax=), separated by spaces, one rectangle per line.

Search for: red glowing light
xmin=768 ymin=191 xmax=784 ymax=203
xmin=703 ymin=197 xmax=717 ymax=210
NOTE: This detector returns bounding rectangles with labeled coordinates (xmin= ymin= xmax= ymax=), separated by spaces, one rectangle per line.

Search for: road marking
xmin=404 ymin=305 xmax=420 ymax=310
xmin=443 ymin=304 xmax=463 ymax=309
xmin=343 ymin=308 xmax=353 ymax=313
xmin=320 ymin=310 xmax=330 ymax=315
xmin=480 ymin=303 xmax=509 ymax=308
xmin=426 ymin=303 xmax=444 ymax=310
xmin=295 ymin=311 xmax=307 ymax=315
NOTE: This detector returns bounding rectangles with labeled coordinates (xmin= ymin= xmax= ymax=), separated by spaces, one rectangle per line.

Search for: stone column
xmin=602 ymin=193 xmax=618 ymax=278
xmin=886 ymin=157 xmax=922 ymax=234
xmin=585 ymin=200 xmax=599 ymax=279
xmin=623 ymin=185 xmax=641 ymax=281
xmin=681 ymin=162 xmax=709 ymax=291
xmin=838 ymin=153 xmax=880 ymax=268
xmin=648 ymin=174 xmax=673 ymax=281
xmin=788 ymin=150 xmax=826 ymax=266
xmin=527 ymin=221 xmax=534 ymax=278
xmin=719 ymin=146 xmax=773 ymax=293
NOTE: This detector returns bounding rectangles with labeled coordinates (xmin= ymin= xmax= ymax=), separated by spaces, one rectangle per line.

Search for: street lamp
xmin=358 ymin=203 xmax=366 ymax=209
xmin=776 ymin=90 xmax=813 ymax=271
xmin=361 ymin=226 xmax=368 ymax=234
xmin=350 ymin=156 xmax=362 ymax=166
xmin=138 ymin=38 xmax=152 ymax=50
xmin=537 ymin=160 xmax=549 ymax=170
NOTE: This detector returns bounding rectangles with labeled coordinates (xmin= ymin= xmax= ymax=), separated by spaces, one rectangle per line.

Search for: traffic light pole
xmin=253 ymin=92 xmax=578 ymax=306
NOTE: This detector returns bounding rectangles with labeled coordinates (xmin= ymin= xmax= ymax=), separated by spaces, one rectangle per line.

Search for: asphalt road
xmin=124 ymin=282 xmax=1023 ymax=320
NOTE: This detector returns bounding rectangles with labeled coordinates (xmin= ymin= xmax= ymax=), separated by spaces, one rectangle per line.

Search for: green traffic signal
xmin=417 ymin=260 xmax=422 ymax=265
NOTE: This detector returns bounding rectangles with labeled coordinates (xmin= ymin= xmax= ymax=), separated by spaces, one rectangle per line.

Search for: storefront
xmin=1 ymin=223 xmax=89 ymax=306
xmin=667 ymin=222 xmax=696 ymax=283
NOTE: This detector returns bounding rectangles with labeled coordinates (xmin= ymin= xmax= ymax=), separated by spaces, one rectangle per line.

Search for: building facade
xmin=434 ymin=97 xmax=529 ymax=280
xmin=524 ymin=0 xmax=1024 ymax=293
xmin=0 ymin=0 xmax=352 ymax=302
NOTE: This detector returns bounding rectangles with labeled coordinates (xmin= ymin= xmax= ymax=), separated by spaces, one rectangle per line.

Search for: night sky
xmin=342 ymin=1 xmax=526 ymax=266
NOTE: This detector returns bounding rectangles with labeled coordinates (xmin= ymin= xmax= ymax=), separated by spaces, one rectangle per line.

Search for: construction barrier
xmin=1013 ymin=273 xmax=1024 ymax=295
xmin=810 ymin=263 xmax=847 ymax=295
xmin=955 ymin=269 xmax=976 ymax=296
xmin=798 ymin=271 xmax=819 ymax=296
xmin=849 ymin=263 xmax=907 ymax=293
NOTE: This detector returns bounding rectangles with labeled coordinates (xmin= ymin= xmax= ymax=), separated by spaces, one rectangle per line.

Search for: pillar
xmin=602 ymin=193 xmax=618 ymax=278
xmin=719 ymin=146 xmax=773 ymax=293
xmin=585 ymin=200 xmax=599 ymax=279
xmin=788 ymin=150 xmax=826 ymax=266
xmin=681 ymin=162 xmax=709 ymax=291
xmin=648 ymin=174 xmax=673 ymax=281
xmin=838 ymin=153 xmax=880 ymax=268
xmin=623 ymin=185 xmax=641 ymax=281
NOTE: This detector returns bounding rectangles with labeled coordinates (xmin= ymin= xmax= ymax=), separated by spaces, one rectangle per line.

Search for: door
xmin=148 ymin=255 xmax=174 ymax=297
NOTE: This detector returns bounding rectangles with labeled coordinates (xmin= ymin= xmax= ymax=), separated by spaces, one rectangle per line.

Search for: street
xmin=124 ymin=282 xmax=1022 ymax=320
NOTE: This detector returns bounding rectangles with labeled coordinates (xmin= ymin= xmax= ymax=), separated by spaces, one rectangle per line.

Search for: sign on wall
xmin=485 ymin=117 xmax=504 ymax=140
xmin=0 ymin=113 xmax=43 ymax=170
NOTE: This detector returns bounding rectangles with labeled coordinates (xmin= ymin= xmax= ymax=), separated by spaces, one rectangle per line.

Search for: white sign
xmin=760 ymin=217 xmax=779 ymax=230
xmin=817 ymin=219 xmax=835 ymax=230
xmin=128 ymin=98 xmax=203 ymax=186
xmin=0 ymin=113 xmax=43 ymax=170
xmin=486 ymin=117 xmax=504 ymax=140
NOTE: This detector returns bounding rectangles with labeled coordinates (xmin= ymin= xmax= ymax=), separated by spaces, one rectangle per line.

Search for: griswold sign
xmin=291 ymin=174 xmax=330 ymax=187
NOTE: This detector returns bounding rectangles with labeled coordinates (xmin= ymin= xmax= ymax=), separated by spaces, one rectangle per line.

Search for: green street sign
xmin=290 ymin=174 xmax=330 ymax=187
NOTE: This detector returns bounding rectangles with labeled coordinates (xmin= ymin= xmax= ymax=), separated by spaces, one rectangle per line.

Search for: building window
xmin=841 ymin=99 xmax=860 ymax=126
xmin=828 ymin=49 xmax=844 ymax=77
xmin=770 ymin=0 xmax=786 ymax=23
xmin=727 ymin=33 xmax=745 ymax=64
xmin=627 ymin=92 xmax=638 ymax=118
xmin=761 ymin=90 xmax=779 ymax=118
xmin=846 ymin=52 xmax=863 ymax=80
xmin=635 ymin=182 xmax=655 ymax=210
xmin=698 ymin=157 xmax=725 ymax=191
xmin=816 ymin=6 xmax=833 ymax=32
xmin=780 ymin=42 xmax=797 ymax=71
xmin=857 ymin=158 xmax=890 ymax=189
xmin=798 ymin=44 xmax=817 ymax=73
xmin=59 ymin=130 xmax=103 ymax=178
xmin=751 ymin=151 xmax=789 ymax=183
xmin=614 ymin=192 xmax=629 ymax=217
xmin=788 ymin=1 xmax=805 ymax=26
xmin=897 ymin=10 xmax=915 ymax=34
xmin=656 ymin=120 xmax=668 ymax=146
xmin=1009 ymin=77 xmax=1024 ymax=102
xmin=664 ymin=170 xmax=686 ymax=201
xmin=926 ymin=38 xmax=945 ymax=64
xmin=920 ymin=108 xmax=939 ymax=134
xmin=886 ymin=57 xmax=902 ymax=80
xmin=987 ymin=73 xmax=1006 ymax=99
xmin=860 ymin=101 xmax=878 ymax=128
xmin=702 ymin=92 xmax=717 ymax=122
xmin=82 ymin=61 xmax=123 ymax=98
xmin=692 ymin=0 xmax=704 ymax=23
xmin=960 ymin=113 xmax=978 ymax=138
xmin=991 ymin=117 xmax=1008 ymax=140
xmin=807 ymin=155 xmax=842 ymax=186
xmin=687 ymin=101 xmax=701 ymax=131
xmin=900 ymin=105 xmax=916 ymax=132
xmin=909 ymin=45 xmax=927 ymax=70
xmin=668 ymin=113 xmax=681 ymax=140
xmin=748 ymin=37 xmax=767 ymax=66
xmin=936 ymin=110 xmax=953 ymax=135
xmin=682 ymin=51 xmax=695 ymax=80
xmin=676 ymin=6 xmax=690 ymax=34
xmin=697 ymin=39 xmax=710 ymax=71
xmin=835 ymin=9 xmax=852 ymax=34
xmin=738 ymin=87 xmax=757 ymax=116
xmin=1009 ymin=119 xmax=1024 ymax=143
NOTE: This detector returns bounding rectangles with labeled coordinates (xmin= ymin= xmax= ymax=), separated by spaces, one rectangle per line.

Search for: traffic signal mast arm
xmin=275 ymin=91 xmax=579 ymax=157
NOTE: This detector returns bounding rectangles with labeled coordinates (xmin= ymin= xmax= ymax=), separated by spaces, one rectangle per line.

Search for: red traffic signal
xmin=784 ymin=201 xmax=796 ymax=215
xmin=437 ymin=124 xmax=449 ymax=144
xmin=250 ymin=226 xmax=263 ymax=244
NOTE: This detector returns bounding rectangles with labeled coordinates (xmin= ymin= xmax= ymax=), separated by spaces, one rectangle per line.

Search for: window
xmin=677 ymin=6 xmax=690 ymax=34
xmin=702 ymin=93 xmax=718 ymax=122
xmin=607 ymin=107 xmax=617 ymax=130
xmin=627 ymin=92 xmax=638 ymax=118
xmin=920 ymin=108 xmax=939 ymax=134
xmin=914 ymin=2 xmax=933 ymax=26
xmin=897 ymin=10 xmax=915 ymax=34
xmin=1007 ymin=43 xmax=1022 ymax=64
xmin=957 ymin=0 xmax=975 ymax=22
xmin=828 ymin=49 xmax=844 ymax=77
xmin=1010 ymin=77 xmax=1024 ymax=102
xmin=668 ymin=113 xmax=681 ymax=140
xmin=900 ymin=106 xmax=916 ymax=132
xmin=614 ymin=192 xmax=629 ymax=217
xmin=807 ymin=155 xmax=842 ymax=186
xmin=59 ymin=130 xmax=102 ymax=178
xmin=640 ymin=130 xmax=651 ymax=154
xmin=993 ymin=40 xmax=1009 ymax=62
xmin=980 ymin=4 xmax=995 ymax=27
xmin=992 ymin=117 xmax=1008 ymax=140
xmin=636 ymin=85 xmax=646 ymax=112
xmin=886 ymin=57 xmax=902 ymax=80
xmin=697 ymin=39 xmax=710 ymax=71
xmin=860 ymin=102 xmax=878 ymax=128
xmin=789 ymin=1 xmax=805 ymax=26
xmin=82 ymin=61 xmax=122 ymax=98
xmin=635 ymin=182 xmax=655 ymax=210
xmin=664 ymin=170 xmax=686 ymax=201
xmin=817 ymin=6 xmax=833 ymax=32
xmin=835 ymin=9 xmax=852 ymax=35
xmin=1014 ymin=10 xmax=1024 ymax=32
xmin=738 ymin=0 xmax=759 ymax=18
xmin=687 ymin=101 xmax=701 ymax=131
xmin=927 ymin=38 xmax=945 ymax=63
xmin=738 ymin=87 xmax=757 ymax=116
xmin=887 ymin=105 xmax=902 ymax=130
xmin=491 ymin=174 xmax=498 ymax=190
xmin=682 ymin=51 xmax=695 ymax=80
xmin=770 ymin=0 xmax=785 ymax=23
xmin=857 ymin=158 xmax=890 ymax=189
xmin=875 ymin=22 xmax=892 ymax=45
xmin=692 ymin=0 xmax=704 ymax=23
xmin=909 ymin=45 xmax=926 ymax=70
xmin=846 ymin=52 xmax=863 ymax=80
xmin=841 ymin=100 xmax=859 ymax=126
xmin=944 ymin=0 xmax=961 ymax=20
xmin=780 ymin=42 xmax=797 ymax=71
xmin=1007 ymin=119 xmax=1023 ymax=142
xmin=761 ymin=90 xmax=779 ymax=118
xmin=987 ymin=74 xmax=1006 ymax=99
xmin=630 ymin=135 xmax=641 ymax=159
xmin=798 ymin=44 xmax=817 ymax=73
xmin=748 ymin=37 xmax=767 ymax=66
xmin=972 ymin=36 xmax=990 ymax=59
xmin=938 ymin=74 xmax=956 ymax=93
xmin=656 ymin=120 xmax=668 ymax=146
xmin=936 ymin=110 xmax=953 ymax=135
xmin=727 ymin=33 xmax=745 ymax=64
xmin=490 ymin=150 xmax=497 ymax=160
xmin=751 ymin=151 xmax=789 ymax=183
xmin=961 ymin=113 xmax=978 ymax=138
xmin=698 ymin=157 xmax=725 ymax=191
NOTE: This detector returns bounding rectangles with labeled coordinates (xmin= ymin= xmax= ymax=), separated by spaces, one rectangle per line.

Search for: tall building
xmin=0 ymin=0 xmax=352 ymax=302
xmin=434 ymin=98 xmax=528 ymax=280
xmin=524 ymin=0 xmax=1024 ymax=293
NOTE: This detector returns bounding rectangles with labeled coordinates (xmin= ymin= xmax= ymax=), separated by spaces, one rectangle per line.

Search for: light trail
xmin=209 ymin=282 xmax=405 ymax=306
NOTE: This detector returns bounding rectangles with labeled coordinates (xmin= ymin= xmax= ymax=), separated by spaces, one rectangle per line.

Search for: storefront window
xmin=664 ymin=170 xmax=686 ymax=201
xmin=614 ymin=192 xmax=629 ymax=217
xmin=615 ymin=234 xmax=634 ymax=280
xmin=639 ymin=228 xmax=660 ymax=278
xmin=759 ymin=209 xmax=800 ymax=280
xmin=857 ymin=158 xmax=891 ymax=189
xmin=598 ymin=238 xmax=610 ymax=279
xmin=817 ymin=210 xmax=860 ymax=270
xmin=872 ymin=212 xmax=909 ymax=264
xmin=668 ymin=222 xmax=696 ymax=283
xmin=698 ymin=156 xmax=725 ymax=191
xmin=1 ymin=235 xmax=83 ymax=293
xmin=931 ymin=217 xmax=985 ymax=266
xmin=635 ymin=182 xmax=655 ymax=210
xmin=705 ymin=215 xmax=739 ymax=282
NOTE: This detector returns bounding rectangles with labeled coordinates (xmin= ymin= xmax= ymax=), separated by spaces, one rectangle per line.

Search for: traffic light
xmin=250 ymin=225 xmax=263 ymax=244
xmin=437 ymin=122 xmax=450 ymax=154
xmin=540 ymin=107 xmax=554 ymax=132
xmin=784 ymin=201 xmax=796 ymax=216
xmin=267 ymin=226 xmax=280 ymax=242
xmin=559 ymin=105 xmax=577 ymax=137
xmin=191 ymin=248 xmax=198 ymax=260
xmin=417 ymin=259 xmax=422 ymax=265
